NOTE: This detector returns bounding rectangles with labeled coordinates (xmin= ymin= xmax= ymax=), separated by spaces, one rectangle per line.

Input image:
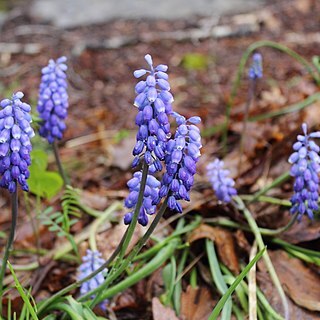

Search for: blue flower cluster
xmin=0 ymin=92 xmax=34 ymax=192
xmin=124 ymin=171 xmax=160 ymax=226
xmin=78 ymin=249 xmax=108 ymax=310
xmin=248 ymin=53 xmax=263 ymax=80
xmin=160 ymin=114 xmax=202 ymax=212
xmin=288 ymin=123 xmax=320 ymax=219
xmin=132 ymin=54 xmax=173 ymax=172
xmin=207 ymin=159 xmax=237 ymax=203
xmin=125 ymin=54 xmax=202 ymax=226
xmin=37 ymin=56 xmax=68 ymax=144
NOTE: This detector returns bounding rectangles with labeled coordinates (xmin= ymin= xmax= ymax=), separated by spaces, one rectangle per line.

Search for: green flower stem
xmin=238 ymin=78 xmax=256 ymax=174
xmin=113 ymin=161 xmax=149 ymax=270
xmin=250 ymin=171 xmax=291 ymax=203
xmin=222 ymin=40 xmax=319 ymax=151
xmin=85 ymin=196 xmax=169 ymax=307
xmin=204 ymin=211 xmax=298 ymax=236
xmin=0 ymin=189 xmax=18 ymax=315
xmin=271 ymin=238 xmax=320 ymax=258
xmin=53 ymin=140 xmax=69 ymax=186
xmin=248 ymin=92 xmax=320 ymax=122
xmin=234 ymin=196 xmax=289 ymax=320
xmin=240 ymin=195 xmax=291 ymax=207
xmin=37 ymin=202 xmax=127 ymax=317
xmin=94 ymin=239 xmax=178 ymax=302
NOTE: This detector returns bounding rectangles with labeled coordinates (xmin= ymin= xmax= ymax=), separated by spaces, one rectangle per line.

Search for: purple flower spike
xmin=132 ymin=54 xmax=173 ymax=170
xmin=37 ymin=56 xmax=68 ymax=144
xmin=124 ymin=171 xmax=160 ymax=226
xmin=248 ymin=53 xmax=263 ymax=80
xmin=289 ymin=123 xmax=320 ymax=220
xmin=78 ymin=249 xmax=108 ymax=310
xmin=160 ymin=114 xmax=202 ymax=212
xmin=207 ymin=159 xmax=237 ymax=203
xmin=0 ymin=92 xmax=34 ymax=192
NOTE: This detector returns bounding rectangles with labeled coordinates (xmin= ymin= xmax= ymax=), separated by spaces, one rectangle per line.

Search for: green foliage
xmin=181 ymin=53 xmax=210 ymax=71
xmin=161 ymin=257 xmax=176 ymax=306
xmin=208 ymin=247 xmax=266 ymax=320
xmin=312 ymin=55 xmax=320 ymax=74
xmin=7 ymin=262 xmax=39 ymax=320
xmin=61 ymin=186 xmax=82 ymax=233
xmin=206 ymin=240 xmax=232 ymax=320
xmin=113 ymin=129 xmax=130 ymax=143
xmin=28 ymin=149 xmax=64 ymax=199
xmin=52 ymin=296 xmax=108 ymax=319
xmin=41 ymin=207 xmax=80 ymax=259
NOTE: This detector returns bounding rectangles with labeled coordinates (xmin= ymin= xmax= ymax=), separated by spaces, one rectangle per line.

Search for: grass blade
xmin=208 ymin=247 xmax=266 ymax=320
xmin=7 ymin=262 xmax=39 ymax=320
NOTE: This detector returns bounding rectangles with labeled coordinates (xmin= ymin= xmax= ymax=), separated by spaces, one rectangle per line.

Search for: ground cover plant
xmin=0 ymin=1 xmax=320 ymax=319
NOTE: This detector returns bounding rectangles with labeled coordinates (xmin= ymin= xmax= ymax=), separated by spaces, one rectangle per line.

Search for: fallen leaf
xmin=180 ymin=285 xmax=215 ymax=320
xmin=188 ymin=224 xmax=239 ymax=274
xmin=281 ymin=217 xmax=320 ymax=244
xmin=113 ymin=288 xmax=138 ymax=311
xmin=152 ymin=297 xmax=179 ymax=320
xmin=270 ymin=250 xmax=320 ymax=311
xmin=97 ymin=223 xmax=144 ymax=259
xmin=257 ymin=269 xmax=320 ymax=319
xmin=110 ymin=136 xmax=136 ymax=170
xmin=80 ymin=189 xmax=108 ymax=210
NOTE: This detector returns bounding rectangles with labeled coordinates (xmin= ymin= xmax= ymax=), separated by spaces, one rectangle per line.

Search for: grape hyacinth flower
xmin=78 ymin=250 xmax=108 ymax=310
xmin=0 ymin=92 xmax=34 ymax=192
xmin=288 ymin=123 xmax=320 ymax=219
xmin=132 ymin=54 xmax=173 ymax=172
xmin=124 ymin=171 xmax=160 ymax=226
xmin=37 ymin=56 xmax=68 ymax=144
xmin=248 ymin=53 xmax=263 ymax=80
xmin=207 ymin=159 xmax=237 ymax=203
xmin=160 ymin=114 xmax=202 ymax=213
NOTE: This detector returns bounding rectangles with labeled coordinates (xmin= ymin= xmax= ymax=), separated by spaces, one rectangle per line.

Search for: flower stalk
xmin=0 ymin=189 xmax=18 ymax=315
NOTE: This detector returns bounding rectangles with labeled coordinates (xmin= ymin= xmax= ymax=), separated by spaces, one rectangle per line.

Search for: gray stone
xmin=30 ymin=0 xmax=265 ymax=28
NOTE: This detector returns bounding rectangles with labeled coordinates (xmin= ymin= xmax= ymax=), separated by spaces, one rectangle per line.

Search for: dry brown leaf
xmin=152 ymin=297 xmax=179 ymax=320
xmin=281 ymin=217 xmax=320 ymax=244
xmin=80 ymin=189 xmax=108 ymax=210
xmin=258 ymin=269 xmax=320 ymax=319
xmin=110 ymin=136 xmax=136 ymax=170
xmin=188 ymin=224 xmax=239 ymax=274
xmin=270 ymin=250 xmax=320 ymax=311
xmin=181 ymin=285 xmax=215 ymax=320
xmin=97 ymin=223 xmax=144 ymax=259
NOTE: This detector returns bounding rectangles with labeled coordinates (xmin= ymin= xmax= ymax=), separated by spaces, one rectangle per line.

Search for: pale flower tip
xmin=144 ymin=54 xmax=153 ymax=67
xmin=302 ymin=123 xmax=307 ymax=134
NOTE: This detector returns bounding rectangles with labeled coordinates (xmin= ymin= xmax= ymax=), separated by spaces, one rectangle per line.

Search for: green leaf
xmin=28 ymin=149 xmax=64 ymax=199
xmin=30 ymin=149 xmax=48 ymax=172
xmin=182 ymin=53 xmax=209 ymax=71
xmin=29 ymin=170 xmax=63 ymax=199
xmin=7 ymin=262 xmax=39 ymax=320
xmin=208 ymin=247 xmax=266 ymax=320
xmin=206 ymin=240 xmax=232 ymax=320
